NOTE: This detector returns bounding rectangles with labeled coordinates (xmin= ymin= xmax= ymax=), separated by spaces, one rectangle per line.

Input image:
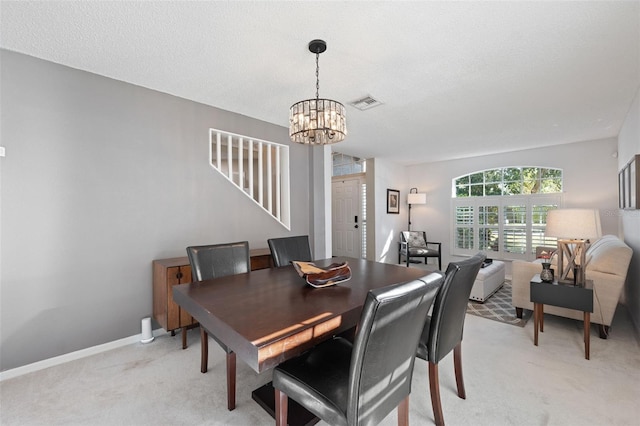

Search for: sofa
xmin=512 ymin=235 xmax=632 ymax=338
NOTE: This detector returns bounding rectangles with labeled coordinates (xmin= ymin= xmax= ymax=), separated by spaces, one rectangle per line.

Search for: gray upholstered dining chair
xmin=267 ymin=235 xmax=312 ymax=267
xmin=399 ymin=231 xmax=442 ymax=270
xmin=186 ymin=241 xmax=250 ymax=411
xmin=272 ymin=272 xmax=444 ymax=426
xmin=416 ymin=252 xmax=485 ymax=426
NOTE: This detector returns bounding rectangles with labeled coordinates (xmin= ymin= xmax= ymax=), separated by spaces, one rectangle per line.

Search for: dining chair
xmin=399 ymin=231 xmax=442 ymax=270
xmin=186 ymin=241 xmax=250 ymax=411
xmin=416 ymin=252 xmax=485 ymax=426
xmin=272 ymin=272 xmax=444 ymax=426
xmin=267 ymin=235 xmax=312 ymax=267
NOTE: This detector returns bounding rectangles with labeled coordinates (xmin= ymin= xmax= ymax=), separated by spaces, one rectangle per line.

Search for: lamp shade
xmin=545 ymin=209 xmax=602 ymax=240
xmin=408 ymin=192 xmax=427 ymax=205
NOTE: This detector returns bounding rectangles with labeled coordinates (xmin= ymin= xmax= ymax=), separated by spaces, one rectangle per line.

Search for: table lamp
xmin=407 ymin=188 xmax=427 ymax=231
xmin=544 ymin=208 xmax=601 ymax=285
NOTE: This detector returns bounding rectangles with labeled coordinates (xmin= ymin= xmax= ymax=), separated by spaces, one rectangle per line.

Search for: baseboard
xmin=0 ymin=328 xmax=167 ymax=382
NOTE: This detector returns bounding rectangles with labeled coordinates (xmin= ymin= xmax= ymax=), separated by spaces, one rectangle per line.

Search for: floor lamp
xmin=407 ymin=188 xmax=426 ymax=231
xmin=544 ymin=209 xmax=602 ymax=286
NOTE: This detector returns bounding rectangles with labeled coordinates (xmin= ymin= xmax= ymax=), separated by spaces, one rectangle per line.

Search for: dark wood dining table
xmin=172 ymin=256 xmax=431 ymax=424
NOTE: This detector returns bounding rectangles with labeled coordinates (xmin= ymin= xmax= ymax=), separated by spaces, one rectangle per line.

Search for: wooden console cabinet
xmin=152 ymin=248 xmax=273 ymax=347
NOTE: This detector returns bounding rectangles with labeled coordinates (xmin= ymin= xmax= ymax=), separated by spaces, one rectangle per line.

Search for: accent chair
xmin=399 ymin=231 xmax=442 ymax=270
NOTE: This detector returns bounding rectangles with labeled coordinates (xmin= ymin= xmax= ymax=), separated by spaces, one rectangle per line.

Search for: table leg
xmin=539 ymin=304 xmax=544 ymax=332
xmin=182 ymin=326 xmax=187 ymax=349
xmin=533 ymin=304 xmax=536 ymax=345
xmin=584 ymin=312 xmax=590 ymax=360
xmin=252 ymin=383 xmax=320 ymax=426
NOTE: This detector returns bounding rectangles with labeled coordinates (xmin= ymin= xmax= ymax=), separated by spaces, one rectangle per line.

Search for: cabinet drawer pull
xmin=176 ymin=272 xmax=183 ymax=279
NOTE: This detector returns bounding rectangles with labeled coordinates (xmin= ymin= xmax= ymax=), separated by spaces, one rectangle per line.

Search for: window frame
xmin=453 ymin=166 xmax=562 ymax=197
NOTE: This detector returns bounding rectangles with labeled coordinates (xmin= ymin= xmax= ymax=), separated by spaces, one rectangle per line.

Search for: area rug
xmin=466 ymin=281 xmax=532 ymax=327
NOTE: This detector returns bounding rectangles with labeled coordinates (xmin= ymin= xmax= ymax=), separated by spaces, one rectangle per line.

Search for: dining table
xmin=172 ymin=256 xmax=432 ymax=425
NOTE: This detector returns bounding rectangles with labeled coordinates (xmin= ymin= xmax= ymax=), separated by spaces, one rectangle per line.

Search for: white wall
xmin=0 ymin=50 xmax=313 ymax=371
xmin=310 ymin=145 xmax=332 ymax=259
xmin=618 ymin=87 xmax=640 ymax=333
xmin=405 ymin=137 xmax=620 ymax=278
xmin=370 ymin=158 xmax=408 ymax=263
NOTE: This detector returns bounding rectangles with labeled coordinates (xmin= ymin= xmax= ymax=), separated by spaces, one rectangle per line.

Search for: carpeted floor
xmin=466 ymin=281 xmax=532 ymax=327
xmin=3 ymin=305 xmax=639 ymax=426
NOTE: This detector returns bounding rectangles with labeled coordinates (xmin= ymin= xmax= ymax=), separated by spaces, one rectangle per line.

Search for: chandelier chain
xmin=315 ymin=51 xmax=320 ymax=101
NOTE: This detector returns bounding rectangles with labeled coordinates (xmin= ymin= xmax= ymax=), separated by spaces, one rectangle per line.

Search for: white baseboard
xmin=0 ymin=329 xmax=167 ymax=382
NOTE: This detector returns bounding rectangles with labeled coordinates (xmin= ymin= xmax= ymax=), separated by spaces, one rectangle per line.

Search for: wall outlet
xmin=0 ymin=146 xmax=5 ymax=157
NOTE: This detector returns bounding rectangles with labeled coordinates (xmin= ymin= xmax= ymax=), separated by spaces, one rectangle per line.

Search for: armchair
xmin=399 ymin=231 xmax=442 ymax=270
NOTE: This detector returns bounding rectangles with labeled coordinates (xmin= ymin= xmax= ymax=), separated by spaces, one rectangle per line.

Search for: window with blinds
xmin=452 ymin=167 xmax=562 ymax=260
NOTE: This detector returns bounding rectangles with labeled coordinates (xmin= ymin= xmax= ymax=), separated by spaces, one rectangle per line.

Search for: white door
xmin=332 ymin=178 xmax=361 ymax=258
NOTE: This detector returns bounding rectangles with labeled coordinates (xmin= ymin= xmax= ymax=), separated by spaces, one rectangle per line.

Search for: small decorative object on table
xmin=292 ymin=260 xmax=351 ymax=288
xmin=540 ymin=262 xmax=554 ymax=283
xmin=539 ymin=250 xmax=555 ymax=283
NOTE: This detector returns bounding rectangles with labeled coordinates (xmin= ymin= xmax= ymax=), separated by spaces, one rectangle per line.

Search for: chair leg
xmin=275 ymin=389 xmax=288 ymax=426
xmin=398 ymin=395 xmax=409 ymax=426
xmin=227 ymin=352 xmax=236 ymax=411
xmin=200 ymin=328 xmax=208 ymax=373
xmin=428 ymin=361 xmax=445 ymax=426
xmin=453 ymin=342 xmax=466 ymax=399
xmin=182 ymin=326 xmax=188 ymax=349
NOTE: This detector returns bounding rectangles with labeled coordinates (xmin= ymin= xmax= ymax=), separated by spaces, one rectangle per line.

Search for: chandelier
xmin=289 ymin=39 xmax=347 ymax=145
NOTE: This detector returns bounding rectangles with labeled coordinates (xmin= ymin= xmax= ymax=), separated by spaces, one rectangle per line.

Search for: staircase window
xmin=210 ymin=128 xmax=290 ymax=229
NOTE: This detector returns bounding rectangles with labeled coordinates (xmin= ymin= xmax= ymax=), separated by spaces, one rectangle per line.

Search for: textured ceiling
xmin=1 ymin=1 xmax=639 ymax=165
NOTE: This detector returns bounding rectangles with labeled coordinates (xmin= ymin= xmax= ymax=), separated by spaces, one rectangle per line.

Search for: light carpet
xmin=2 ymin=305 xmax=639 ymax=425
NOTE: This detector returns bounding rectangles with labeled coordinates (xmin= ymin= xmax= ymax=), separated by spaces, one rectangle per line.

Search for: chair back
xmin=424 ymin=252 xmax=485 ymax=363
xmin=267 ymin=235 xmax=312 ymax=267
xmin=186 ymin=241 xmax=250 ymax=282
xmin=347 ymin=272 xmax=444 ymax=426
xmin=401 ymin=231 xmax=427 ymax=247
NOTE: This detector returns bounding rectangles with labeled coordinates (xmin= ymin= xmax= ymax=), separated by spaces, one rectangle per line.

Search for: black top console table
xmin=530 ymin=274 xmax=594 ymax=359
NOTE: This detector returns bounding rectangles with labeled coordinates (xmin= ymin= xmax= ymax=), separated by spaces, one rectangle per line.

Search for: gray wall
xmin=0 ymin=50 xmax=312 ymax=371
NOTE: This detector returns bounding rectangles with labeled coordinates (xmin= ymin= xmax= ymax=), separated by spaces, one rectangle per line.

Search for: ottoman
xmin=469 ymin=260 xmax=505 ymax=302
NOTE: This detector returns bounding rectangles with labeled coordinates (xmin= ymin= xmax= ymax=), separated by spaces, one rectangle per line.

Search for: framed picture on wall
xmin=619 ymin=170 xmax=625 ymax=209
xmin=619 ymin=154 xmax=640 ymax=210
xmin=625 ymin=166 xmax=631 ymax=208
xmin=387 ymin=189 xmax=400 ymax=214
xmin=630 ymin=157 xmax=637 ymax=209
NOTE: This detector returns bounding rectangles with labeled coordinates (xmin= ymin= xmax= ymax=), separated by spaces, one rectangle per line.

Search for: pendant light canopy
xmin=289 ymin=39 xmax=347 ymax=145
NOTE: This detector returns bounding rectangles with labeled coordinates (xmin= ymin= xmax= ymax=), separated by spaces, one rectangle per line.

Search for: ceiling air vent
xmin=349 ymin=95 xmax=383 ymax=111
